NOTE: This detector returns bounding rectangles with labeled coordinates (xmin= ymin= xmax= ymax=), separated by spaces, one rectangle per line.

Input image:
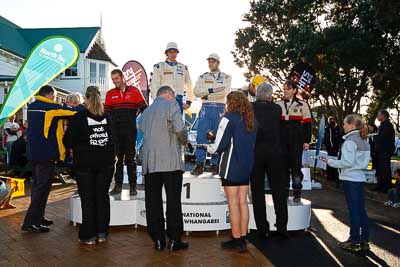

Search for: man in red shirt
xmin=105 ymin=69 xmax=147 ymax=196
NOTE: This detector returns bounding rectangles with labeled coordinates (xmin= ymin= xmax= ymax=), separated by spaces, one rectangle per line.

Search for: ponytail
xmin=359 ymin=124 xmax=369 ymax=139
xmin=85 ymin=86 xmax=104 ymax=116
xmin=344 ymin=114 xmax=368 ymax=139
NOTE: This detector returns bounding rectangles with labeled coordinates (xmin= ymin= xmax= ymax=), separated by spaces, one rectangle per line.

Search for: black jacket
xmin=323 ymin=124 xmax=343 ymax=156
xmin=10 ymin=136 xmax=28 ymax=167
xmin=375 ymin=120 xmax=395 ymax=155
xmin=63 ymin=109 xmax=115 ymax=168
xmin=252 ymin=100 xmax=283 ymax=154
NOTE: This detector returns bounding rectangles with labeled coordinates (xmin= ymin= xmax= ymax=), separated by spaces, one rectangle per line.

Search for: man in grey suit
xmin=140 ymin=86 xmax=189 ymax=251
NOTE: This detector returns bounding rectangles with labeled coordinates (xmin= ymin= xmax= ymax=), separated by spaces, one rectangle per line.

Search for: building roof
xmin=0 ymin=16 xmax=101 ymax=58
xmin=0 ymin=75 xmax=16 ymax=82
xmin=87 ymin=42 xmax=117 ymax=66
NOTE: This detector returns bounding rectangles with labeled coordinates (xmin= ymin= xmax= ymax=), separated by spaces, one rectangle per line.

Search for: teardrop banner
xmin=0 ymin=36 xmax=79 ymax=126
xmin=313 ymin=116 xmax=326 ymax=180
xmin=288 ymin=62 xmax=316 ymax=99
xmin=122 ymin=60 xmax=149 ymax=102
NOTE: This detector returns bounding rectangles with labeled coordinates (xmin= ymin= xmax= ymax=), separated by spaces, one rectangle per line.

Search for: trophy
xmin=196 ymin=130 xmax=216 ymax=148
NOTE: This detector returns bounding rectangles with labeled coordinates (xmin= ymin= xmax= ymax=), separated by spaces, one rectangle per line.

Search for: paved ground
xmin=1 ymin=175 xmax=399 ymax=266
xmin=0 ymin=182 xmax=272 ymax=267
xmin=249 ymin=185 xmax=400 ymax=267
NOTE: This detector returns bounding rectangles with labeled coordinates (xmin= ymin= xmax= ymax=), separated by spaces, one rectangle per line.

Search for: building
xmin=0 ymin=15 xmax=117 ymax=122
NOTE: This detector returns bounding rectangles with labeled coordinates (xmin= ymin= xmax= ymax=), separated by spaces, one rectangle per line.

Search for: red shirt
xmin=104 ymin=85 xmax=147 ymax=111
xmin=104 ymin=85 xmax=147 ymax=135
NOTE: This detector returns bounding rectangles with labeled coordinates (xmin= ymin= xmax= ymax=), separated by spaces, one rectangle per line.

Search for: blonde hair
xmin=75 ymin=92 xmax=83 ymax=104
xmin=344 ymin=114 xmax=368 ymax=139
xmin=85 ymin=86 xmax=104 ymax=116
xmin=66 ymin=94 xmax=79 ymax=105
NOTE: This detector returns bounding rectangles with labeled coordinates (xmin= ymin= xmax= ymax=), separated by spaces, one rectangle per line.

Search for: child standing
xmin=384 ymin=168 xmax=400 ymax=208
xmin=322 ymin=114 xmax=370 ymax=253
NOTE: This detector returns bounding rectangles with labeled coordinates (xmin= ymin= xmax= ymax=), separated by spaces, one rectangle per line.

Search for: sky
xmin=1 ymin=0 xmax=251 ymax=88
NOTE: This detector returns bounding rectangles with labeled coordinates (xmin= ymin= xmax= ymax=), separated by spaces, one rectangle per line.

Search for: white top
xmin=150 ymin=61 xmax=194 ymax=102
xmin=194 ymin=71 xmax=232 ymax=104
xmin=4 ymin=121 xmax=20 ymax=142
xmin=327 ymin=130 xmax=370 ymax=182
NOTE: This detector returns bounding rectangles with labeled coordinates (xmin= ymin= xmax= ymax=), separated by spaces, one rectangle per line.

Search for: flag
xmin=122 ymin=60 xmax=149 ymax=102
xmin=0 ymin=36 xmax=79 ymax=125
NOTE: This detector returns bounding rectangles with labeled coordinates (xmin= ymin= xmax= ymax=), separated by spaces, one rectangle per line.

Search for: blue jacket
xmin=27 ymin=96 xmax=76 ymax=161
xmin=208 ymin=112 xmax=256 ymax=183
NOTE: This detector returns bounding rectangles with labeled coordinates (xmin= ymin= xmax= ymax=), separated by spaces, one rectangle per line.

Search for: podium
xmin=70 ymin=170 xmax=312 ymax=231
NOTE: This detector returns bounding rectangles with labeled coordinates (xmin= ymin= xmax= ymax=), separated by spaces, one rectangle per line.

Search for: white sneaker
xmin=392 ymin=202 xmax=400 ymax=208
xmin=384 ymin=201 xmax=394 ymax=207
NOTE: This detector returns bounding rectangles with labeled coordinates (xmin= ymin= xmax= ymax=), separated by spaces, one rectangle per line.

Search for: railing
xmin=88 ymin=77 xmax=109 ymax=93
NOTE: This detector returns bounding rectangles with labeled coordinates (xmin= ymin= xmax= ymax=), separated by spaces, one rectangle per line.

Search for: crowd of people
xmin=2 ymin=41 xmax=396 ymax=255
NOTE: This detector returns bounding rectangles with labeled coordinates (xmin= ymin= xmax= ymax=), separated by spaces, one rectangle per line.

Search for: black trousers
xmin=23 ymin=160 xmax=55 ymax=226
xmin=376 ymin=153 xmax=392 ymax=192
xmin=75 ymin=165 xmax=114 ymax=240
xmin=281 ymin=124 xmax=304 ymax=196
xmin=327 ymin=166 xmax=339 ymax=182
xmin=326 ymin=151 xmax=339 ymax=182
xmin=145 ymin=171 xmax=183 ymax=242
xmin=251 ymin=146 xmax=289 ymax=233
xmin=114 ymin=132 xmax=137 ymax=185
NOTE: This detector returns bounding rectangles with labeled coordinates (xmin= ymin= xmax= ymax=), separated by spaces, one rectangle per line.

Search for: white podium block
xmin=162 ymin=174 xmax=226 ymax=203
xmin=248 ymin=195 xmax=311 ymax=231
xmin=70 ymin=172 xmax=311 ymax=231
xmin=265 ymin=168 xmax=312 ymax=190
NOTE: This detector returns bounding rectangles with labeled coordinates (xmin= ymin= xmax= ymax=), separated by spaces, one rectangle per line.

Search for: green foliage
xmin=233 ymin=0 xmax=400 ymax=124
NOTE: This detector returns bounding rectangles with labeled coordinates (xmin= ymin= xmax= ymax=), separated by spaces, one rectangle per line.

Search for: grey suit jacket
xmin=140 ymin=97 xmax=187 ymax=175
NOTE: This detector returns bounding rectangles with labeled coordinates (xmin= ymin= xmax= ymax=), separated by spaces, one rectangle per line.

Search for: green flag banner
xmin=0 ymin=36 xmax=79 ymax=125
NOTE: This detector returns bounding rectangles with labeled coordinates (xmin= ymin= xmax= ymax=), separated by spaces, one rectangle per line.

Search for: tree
xmin=366 ymin=1 xmax=400 ymax=125
xmin=233 ymin=0 xmax=400 ymax=124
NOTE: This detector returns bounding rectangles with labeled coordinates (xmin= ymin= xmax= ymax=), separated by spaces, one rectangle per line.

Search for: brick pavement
xmin=0 ymin=183 xmax=272 ymax=267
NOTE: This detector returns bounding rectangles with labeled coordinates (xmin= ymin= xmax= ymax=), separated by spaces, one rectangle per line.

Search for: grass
xmin=392 ymin=156 xmax=400 ymax=161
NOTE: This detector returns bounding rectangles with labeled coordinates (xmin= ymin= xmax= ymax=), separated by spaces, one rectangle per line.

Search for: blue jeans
xmin=343 ymin=180 xmax=370 ymax=243
xmin=6 ymin=141 xmax=14 ymax=164
xmin=195 ymin=103 xmax=225 ymax=165
xmin=176 ymin=95 xmax=183 ymax=114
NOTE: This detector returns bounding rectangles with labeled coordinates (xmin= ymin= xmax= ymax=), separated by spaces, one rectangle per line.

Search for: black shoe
xmin=97 ymin=233 xmax=108 ymax=243
xmin=79 ymin=237 xmax=97 ymax=245
xmin=293 ymin=195 xmax=301 ymax=204
xmin=256 ymin=230 xmax=270 ymax=240
xmin=41 ymin=217 xmax=53 ymax=226
xmin=209 ymin=164 xmax=218 ymax=175
xmin=338 ymin=239 xmax=362 ymax=253
xmin=130 ymin=184 xmax=137 ymax=196
xmin=168 ymin=240 xmax=189 ymax=251
xmin=190 ymin=164 xmax=204 ymax=176
xmin=221 ymin=237 xmax=246 ymax=251
xmin=154 ymin=240 xmax=166 ymax=251
xmin=110 ymin=184 xmax=122 ymax=195
xmin=360 ymin=241 xmax=370 ymax=251
xmin=240 ymin=236 xmax=248 ymax=249
xmin=21 ymin=224 xmax=50 ymax=233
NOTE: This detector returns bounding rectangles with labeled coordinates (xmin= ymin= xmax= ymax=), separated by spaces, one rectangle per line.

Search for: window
xmin=64 ymin=63 xmax=78 ymax=77
xmin=89 ymin=62 xmax=97 ymax=83
xmin=98 ymin=63 xmax=106 ymax=87
xmin=99 ymin=63 xmax=106 ymax=79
